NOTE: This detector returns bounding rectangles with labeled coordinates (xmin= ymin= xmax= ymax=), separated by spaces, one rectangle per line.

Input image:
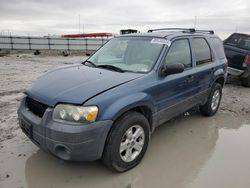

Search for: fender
xmin=214 ymin=67 xmax=224 ymax=77
xmin=211 ymin=66 xmax=226 ymax=87
xmin=100 ymin=92 xmax=156 ymax=122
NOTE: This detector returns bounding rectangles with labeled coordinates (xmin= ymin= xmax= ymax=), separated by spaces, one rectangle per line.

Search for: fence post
xmin=10 ymin=36 xmax=13 ymax=50
xmin=28 ymin=36 xmax=31 ymax=50
xmin=48 ymin=37 xmax=51 ymax=50
xmin=85 ymin=38 xmax=88 ymax=51
xmin=67 ymin=38 xmax=69 ymax=50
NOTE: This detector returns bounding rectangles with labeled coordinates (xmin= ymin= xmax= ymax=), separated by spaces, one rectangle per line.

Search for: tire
xmin=241 ymin=76 xmax=250 ymax=87
xmin=102 ymin=111 xmax=150 ymax=172
xmin=200 ymin=83 xmax=222 ymax=116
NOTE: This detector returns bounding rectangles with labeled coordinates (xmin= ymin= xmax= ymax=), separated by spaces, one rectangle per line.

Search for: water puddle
xmin=0 ymin=111 xmax=249 ymax=188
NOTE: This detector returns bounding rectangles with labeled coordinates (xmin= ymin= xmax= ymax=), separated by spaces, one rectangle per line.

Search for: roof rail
xmin=195 ymin=30 xmax=214 ymax=34
xmin=147 ymin=28 xmax=195 ymax=33
xmin=147 ymin=28 xmax=215 ymax=35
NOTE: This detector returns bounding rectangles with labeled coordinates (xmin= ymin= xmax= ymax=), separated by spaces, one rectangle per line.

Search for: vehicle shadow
xmin=226 ymin=74 xmax=242 ymax=86
xmin=24 ymin=112 xmax=243 ymax=188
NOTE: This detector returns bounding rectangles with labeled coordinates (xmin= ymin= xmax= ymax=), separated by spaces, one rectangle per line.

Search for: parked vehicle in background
xmin=120 ymin=29 xmax=139 ymax=35
xmin=18 ymin=28 xmax=227 ymax=172
xmin=224 ymin=33 xmax=250 ymax=87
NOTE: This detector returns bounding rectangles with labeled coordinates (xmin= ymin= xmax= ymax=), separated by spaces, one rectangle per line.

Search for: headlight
xmin=53 ymin=104 xmax=98 ymax=124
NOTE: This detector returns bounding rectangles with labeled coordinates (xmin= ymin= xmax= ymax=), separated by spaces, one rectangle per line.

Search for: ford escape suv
xmin=18 ymin=28 xmax=227 ymax=172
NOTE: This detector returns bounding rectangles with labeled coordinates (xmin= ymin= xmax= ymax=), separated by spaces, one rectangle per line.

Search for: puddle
xmin=0 ymin=112 xmax=250 ymax=188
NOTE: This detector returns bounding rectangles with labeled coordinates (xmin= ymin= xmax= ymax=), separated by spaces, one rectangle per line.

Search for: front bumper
xmin=17 ymin=98 xmax=113 ymax=161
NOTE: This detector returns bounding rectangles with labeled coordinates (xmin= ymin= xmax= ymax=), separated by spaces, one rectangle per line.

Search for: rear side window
xmin=192 ymin=38 xmax=212 ymax=65
xmin=164 ymin=39 xmax=192 ymax=68
xmin=210 ymin=37 xmax=226 ymax=59
xmin=225 ymin=34 xmax=250 ymax=50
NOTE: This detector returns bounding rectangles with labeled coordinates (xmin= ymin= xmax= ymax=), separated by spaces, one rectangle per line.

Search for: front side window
xmin=88 ymin=37 xmax=164 ymax=73
xmin=164 ymin=39 xmax=192 ymax=68
xmin=192 ymin=38 xmax=212 ymax=65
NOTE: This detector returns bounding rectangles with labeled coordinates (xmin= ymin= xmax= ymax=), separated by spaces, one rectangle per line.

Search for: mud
xmin=0 ymin=55 xmax=250 ymax=188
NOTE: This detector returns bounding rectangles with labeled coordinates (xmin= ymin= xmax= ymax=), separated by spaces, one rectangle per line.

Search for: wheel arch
xmin=100 ymin=92 xmax=156 ymax=158
xmin=214 ymin=76 xmax=225 ymax=87
xmin=101 ymin=104 xmax=154 ymax=160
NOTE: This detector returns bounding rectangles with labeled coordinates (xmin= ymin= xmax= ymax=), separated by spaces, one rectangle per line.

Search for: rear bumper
xmin=227 ymin=67 xmax=244 ymax=76
xmin=227 ymin=66 xmax=250 ymax=78
xmin=17 ymin=98 xmax=113 ymax=161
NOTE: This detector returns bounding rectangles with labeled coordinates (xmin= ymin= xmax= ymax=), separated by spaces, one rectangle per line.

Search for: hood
xmin=25 ymin=64 xmax=142 ymax=106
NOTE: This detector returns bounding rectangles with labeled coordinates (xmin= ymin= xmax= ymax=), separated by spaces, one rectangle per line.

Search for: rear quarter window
xmin=210 ymin=37 xmax=226 ymax=59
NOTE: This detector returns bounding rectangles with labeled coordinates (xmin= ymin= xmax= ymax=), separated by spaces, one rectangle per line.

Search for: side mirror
xmin=160 ymin=63 xmax=184 ymax=77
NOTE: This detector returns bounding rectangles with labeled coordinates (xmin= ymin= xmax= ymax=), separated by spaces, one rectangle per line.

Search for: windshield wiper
xmin=82 ymin=60 xmax=97 ymax=67
xmin=96 ymin=65 xmax=125 ymax=73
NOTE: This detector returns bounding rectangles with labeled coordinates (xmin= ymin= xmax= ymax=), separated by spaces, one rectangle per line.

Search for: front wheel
xmin=200 ymin=83 xmax=222 ymax=116
xmin=102 ymin=111 xmax=150 ymax=172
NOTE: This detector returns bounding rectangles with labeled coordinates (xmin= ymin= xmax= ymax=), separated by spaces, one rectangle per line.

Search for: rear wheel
xmin=102 ymin=111 xmax=150 ymax=172
xmin=241 ymin=75 xmax=250 ymax=87
xmin=200 ymin=83 xmax=222 ymax=116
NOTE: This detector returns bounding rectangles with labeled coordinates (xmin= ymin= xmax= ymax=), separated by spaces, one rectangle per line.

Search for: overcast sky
xmin=0 ymin=0 xmax=249 ymax=38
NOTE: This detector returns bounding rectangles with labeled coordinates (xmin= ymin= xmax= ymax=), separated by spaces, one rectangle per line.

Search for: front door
xmin=155 ymin=38 xmax=196 ymax=125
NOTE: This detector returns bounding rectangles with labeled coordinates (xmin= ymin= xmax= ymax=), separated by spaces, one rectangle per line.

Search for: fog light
xmin=55 ymin=145 xmax=70 ymax=160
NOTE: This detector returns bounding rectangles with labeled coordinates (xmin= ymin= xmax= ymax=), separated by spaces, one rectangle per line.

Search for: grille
xmin=26 ymin=97 xmax=48 ymax=118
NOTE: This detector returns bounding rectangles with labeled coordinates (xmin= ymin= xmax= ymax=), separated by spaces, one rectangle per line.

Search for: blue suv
xmin=18 ymin=28 xmax=227 ymax=172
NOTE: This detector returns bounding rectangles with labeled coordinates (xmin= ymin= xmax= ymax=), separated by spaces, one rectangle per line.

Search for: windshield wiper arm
xmin=82 ymin=60 xmax=97 ymax=67
xmin=97 ymin=65 xmax=125 ymax=73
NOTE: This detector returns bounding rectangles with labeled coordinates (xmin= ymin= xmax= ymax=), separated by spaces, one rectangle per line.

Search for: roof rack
xmin=147 ymin=28 xmax=214 ymax=34
xmin=195 ymin=30 xmax=214 ymax=34
xmin=147 ymin=28 xmax=195 ymax=33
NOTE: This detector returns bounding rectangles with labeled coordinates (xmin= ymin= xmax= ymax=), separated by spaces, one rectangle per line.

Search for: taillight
xmin=243 ymin=55 xmax=250 ymax=65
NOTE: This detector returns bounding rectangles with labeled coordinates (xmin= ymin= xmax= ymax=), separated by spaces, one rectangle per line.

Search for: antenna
xmin=194 ymin=16 xmax=197 ymax=29
xmin=235 ymin=24 xmax=238 ymax=32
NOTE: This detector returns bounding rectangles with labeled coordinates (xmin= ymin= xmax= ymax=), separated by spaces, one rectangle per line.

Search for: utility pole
xmin=78 ymin=14 xmax=81 ymax=34
xmin=235 ymin=24 xmax=238 ymax=32
xmin=194 ymin=16 xmax=197 ymax=29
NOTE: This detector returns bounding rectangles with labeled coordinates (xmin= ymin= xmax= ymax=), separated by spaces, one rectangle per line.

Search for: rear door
xmin=189 ymin=37 xmax=215 ymax=102
xmin=224 ymin=33 xmax=250 ymax=70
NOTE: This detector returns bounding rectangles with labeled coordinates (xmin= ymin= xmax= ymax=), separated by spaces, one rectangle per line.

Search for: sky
xmin=0 ymin=0 xmax=249 ymax=39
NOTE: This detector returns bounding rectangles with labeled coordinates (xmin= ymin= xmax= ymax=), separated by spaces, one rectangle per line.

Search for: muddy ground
xmin=0 ymin=55 xmax=250 ymax=188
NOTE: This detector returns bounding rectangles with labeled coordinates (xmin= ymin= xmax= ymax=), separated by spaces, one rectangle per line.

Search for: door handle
xmin=210 ymin=68 xmax=215 ymax=74
xmin=186 ymin=75 xmax=194 ymax=83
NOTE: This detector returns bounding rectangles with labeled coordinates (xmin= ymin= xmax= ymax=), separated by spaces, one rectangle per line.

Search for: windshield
xmin=88 ymin=37 xmax=164 ymax=73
